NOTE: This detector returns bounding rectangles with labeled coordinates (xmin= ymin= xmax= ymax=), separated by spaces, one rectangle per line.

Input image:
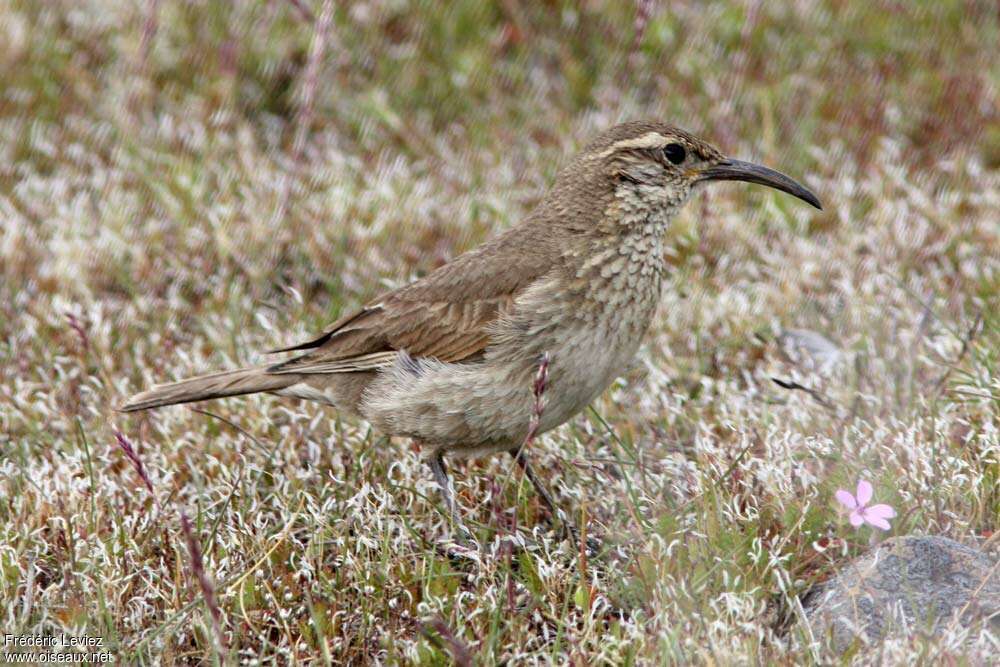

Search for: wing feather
xmin=266 ymin=222 xmax=555 ymax=375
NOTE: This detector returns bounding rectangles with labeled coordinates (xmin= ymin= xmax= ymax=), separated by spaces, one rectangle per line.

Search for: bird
xmin=120 ymin=120 xmax=821 ymax=539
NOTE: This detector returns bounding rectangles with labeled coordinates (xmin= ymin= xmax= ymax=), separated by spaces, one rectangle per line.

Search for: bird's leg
xmin=509 ymin=448 xmax=578 ymax=545
xmin=427 ymin=451 xmax=472 ymax=542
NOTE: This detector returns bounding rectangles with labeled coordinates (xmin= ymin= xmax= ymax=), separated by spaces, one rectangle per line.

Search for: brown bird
xmin=121 ymin=121 xmax=820 ymax=537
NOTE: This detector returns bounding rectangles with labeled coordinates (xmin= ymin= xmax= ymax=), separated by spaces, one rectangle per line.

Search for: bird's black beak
xmin=698 ymin=159 xmax=822 ymax=210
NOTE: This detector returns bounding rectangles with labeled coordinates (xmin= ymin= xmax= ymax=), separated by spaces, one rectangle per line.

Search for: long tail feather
xmin=119 ymin=367 xmax=299 ymax=412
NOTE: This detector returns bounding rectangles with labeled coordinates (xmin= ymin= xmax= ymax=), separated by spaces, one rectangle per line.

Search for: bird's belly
xmin=534 ymin=323 xmax=641 ymax=433
xmin=360 ymin=264 xmax=661 ymax=455
xmin=359 ymin=312 xmax=649 ymax=456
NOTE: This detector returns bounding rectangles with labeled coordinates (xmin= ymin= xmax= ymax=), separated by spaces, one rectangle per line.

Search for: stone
xmin=777 ymin=328 xmax=844 ymax=374
xmin=802 ymin=535 xmax=999 ymax=651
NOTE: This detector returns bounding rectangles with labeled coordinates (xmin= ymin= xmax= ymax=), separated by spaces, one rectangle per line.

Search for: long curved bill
xmin=698 ymin=159 xmax=822 ymax=210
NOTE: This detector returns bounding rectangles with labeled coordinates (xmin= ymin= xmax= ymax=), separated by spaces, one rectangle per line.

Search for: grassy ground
xmin=2 ymin=0 xmax=998 ymax=663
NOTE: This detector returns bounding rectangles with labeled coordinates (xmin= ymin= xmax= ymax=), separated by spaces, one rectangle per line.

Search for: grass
xmin=2 ymin=0 xmax=998 ymax=663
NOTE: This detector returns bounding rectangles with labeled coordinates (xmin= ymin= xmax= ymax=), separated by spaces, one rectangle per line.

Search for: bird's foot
xmin=559 ymin=525 xmax=601 ymax=558
xmin=544 ymin=512 xmax=600 ymax=558
xmin=434 ymin=523 xmax=484 ymax=564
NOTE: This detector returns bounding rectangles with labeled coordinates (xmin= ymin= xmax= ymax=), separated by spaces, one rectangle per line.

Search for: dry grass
xmin=1 ymin=1 xmax=998 ymax=664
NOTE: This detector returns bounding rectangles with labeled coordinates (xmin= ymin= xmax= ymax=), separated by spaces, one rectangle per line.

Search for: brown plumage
xmin=119 ymin=366 xmax=299 ymax=412
xmin=120 ymin=121 xmax=820 ymax=539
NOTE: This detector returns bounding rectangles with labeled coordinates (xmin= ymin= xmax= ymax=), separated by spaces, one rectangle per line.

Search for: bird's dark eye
xmin=662 ymin=143 xmax=686 ymax=165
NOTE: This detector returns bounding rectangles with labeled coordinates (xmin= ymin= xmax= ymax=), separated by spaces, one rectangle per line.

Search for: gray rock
xmin=802 ymin=535 xmax=999 ymax=651
xmin=777 ymin=328 xmax=844 ymax=374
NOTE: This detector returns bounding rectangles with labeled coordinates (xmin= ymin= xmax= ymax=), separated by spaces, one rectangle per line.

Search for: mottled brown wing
xmin=267 ymin=221 xmax=554 ymax=374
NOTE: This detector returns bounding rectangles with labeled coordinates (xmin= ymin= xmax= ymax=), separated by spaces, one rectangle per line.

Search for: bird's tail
xmin=119 ymin=366 xmax=299 ymax=412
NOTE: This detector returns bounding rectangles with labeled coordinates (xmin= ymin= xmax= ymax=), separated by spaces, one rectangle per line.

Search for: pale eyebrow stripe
xmin=596 ymin=132 xmax=666 ymax=158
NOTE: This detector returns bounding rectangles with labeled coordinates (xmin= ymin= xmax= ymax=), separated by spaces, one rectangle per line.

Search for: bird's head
xmin=575 ymin=121 xmax=821 ymax=214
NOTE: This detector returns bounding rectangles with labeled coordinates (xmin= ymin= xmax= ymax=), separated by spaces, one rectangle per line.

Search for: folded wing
xmin=268 ymin=223 xmax=554 ymax=374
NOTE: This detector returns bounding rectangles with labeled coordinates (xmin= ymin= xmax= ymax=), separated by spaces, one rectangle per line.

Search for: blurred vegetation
xmin=3 ymin=1 xmax=997 ymax=169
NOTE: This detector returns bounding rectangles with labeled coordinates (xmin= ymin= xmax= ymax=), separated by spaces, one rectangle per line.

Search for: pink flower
xmin=835 ymin=480 xmax=896 ymax=531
